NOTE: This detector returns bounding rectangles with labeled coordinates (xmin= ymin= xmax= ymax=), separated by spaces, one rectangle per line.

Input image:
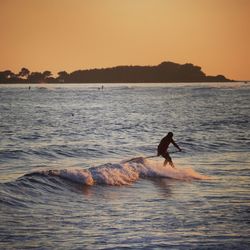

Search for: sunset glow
xmin=1 ymin=0 xmax=250 ymax=80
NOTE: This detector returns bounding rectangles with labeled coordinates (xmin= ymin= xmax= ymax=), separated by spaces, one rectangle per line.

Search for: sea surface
xmin=0 ymin=82 xmax=249 ymax=249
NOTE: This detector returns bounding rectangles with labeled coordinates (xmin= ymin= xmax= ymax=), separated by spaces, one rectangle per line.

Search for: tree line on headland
xmin=0 ymin=61 xmax=232 ymax=83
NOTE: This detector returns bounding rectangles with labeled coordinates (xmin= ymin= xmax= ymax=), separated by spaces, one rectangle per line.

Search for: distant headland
xmin=0 ymin=61 xmax=233 ymax=83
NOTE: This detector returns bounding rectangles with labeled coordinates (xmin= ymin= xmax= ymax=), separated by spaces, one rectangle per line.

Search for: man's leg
xmin=163 ymin=159 xmax=168 ymax=166
xmin=162 ymin=152 xmax=175 ymax=168
xmin=169 ymin=159 xmax=175 ymax=168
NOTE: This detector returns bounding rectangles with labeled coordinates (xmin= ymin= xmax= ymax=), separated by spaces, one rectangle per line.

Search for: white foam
xmin=34 ymin=157 xmax=209 ymax=186
xmin=125 ymin=158 xmax=210 ymax=181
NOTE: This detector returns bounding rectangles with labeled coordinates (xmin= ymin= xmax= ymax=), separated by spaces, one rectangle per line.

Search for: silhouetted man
xmin=157 ymin=132 xmax=181 ymax=168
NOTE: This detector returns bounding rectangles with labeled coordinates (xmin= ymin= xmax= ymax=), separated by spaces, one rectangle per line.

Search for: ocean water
xmin=0 ymin=82 xmax=249 ymax=249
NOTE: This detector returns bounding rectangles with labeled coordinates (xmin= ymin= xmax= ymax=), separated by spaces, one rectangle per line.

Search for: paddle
xmin=144 ymin=150 xmax=183 ymax=159
xmin=124 ymin=150 xmax=183 ymax=163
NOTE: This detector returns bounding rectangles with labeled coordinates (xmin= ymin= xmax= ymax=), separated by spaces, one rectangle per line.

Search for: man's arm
xmin=171 ymin=139 xmax=182 ymax=151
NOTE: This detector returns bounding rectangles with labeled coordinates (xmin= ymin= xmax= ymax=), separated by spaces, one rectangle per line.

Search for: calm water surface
xmin=0 ymin=82 xmax=249 ymax=249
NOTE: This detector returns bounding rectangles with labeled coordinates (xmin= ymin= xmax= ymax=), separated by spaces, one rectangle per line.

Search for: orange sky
xmin=1 ymin=0 xmax=249 ymax=80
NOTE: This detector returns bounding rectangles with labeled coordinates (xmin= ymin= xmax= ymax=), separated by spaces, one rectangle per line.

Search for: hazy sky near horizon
xmin=1 ymin=0 xmax=249 ymax=80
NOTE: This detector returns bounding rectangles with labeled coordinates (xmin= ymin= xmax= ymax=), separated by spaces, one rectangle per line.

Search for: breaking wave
xmin=25 ymin=157 xmax=209 ymax=186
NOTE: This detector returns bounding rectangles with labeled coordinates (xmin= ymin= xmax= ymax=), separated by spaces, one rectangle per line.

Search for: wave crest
xmin=29 ymin=157 xmax=209 ymax=186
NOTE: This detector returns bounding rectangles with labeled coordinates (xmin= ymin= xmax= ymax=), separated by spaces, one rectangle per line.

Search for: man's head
xmin=167 ymin=132 xmax=173 ymax=138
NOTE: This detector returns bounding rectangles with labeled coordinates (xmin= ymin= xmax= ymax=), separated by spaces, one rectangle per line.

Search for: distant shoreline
xmin=0 ymin=61 xmax=234 ymax=83
xmin=0 ymin=81 xmax=241 ymax=85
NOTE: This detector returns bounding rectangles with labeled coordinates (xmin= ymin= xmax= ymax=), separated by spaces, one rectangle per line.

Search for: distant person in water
xmin=157 ymin=132 xmax=181 ymax=168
